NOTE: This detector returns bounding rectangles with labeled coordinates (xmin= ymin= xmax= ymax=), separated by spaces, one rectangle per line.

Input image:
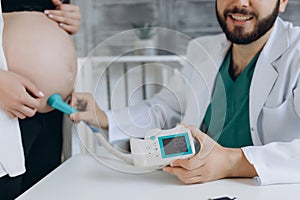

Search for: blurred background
xmin=72 ymin=0 xmax=300 ymax=57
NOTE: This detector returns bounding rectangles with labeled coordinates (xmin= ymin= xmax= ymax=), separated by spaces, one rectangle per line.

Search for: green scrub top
xmin=201 ymin=48 xmax=260 ymax=148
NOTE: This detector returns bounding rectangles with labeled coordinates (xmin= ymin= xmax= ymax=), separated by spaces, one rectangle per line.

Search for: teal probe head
xmin=48 ymin=93 xmax=99 ymax=133
xmin=47 ymin=93 xmax=78 ymax=115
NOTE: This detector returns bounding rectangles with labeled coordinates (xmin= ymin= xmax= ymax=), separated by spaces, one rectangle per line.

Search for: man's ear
xmin=279 ymin=0 xmax=289 ymax=13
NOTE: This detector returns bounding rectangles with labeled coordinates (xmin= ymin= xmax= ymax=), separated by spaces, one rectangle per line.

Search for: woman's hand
xmin=69 ymin=92 xmax=108 ymax=130
xmin=163 ymin=123 xmax=257 ymax=184
xmin=45 ymin=0 xmax=81 ymax=34
xmin=0 ymin=70 xmax=44 ymax=119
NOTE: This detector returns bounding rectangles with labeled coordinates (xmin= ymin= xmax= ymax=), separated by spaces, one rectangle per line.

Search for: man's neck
xmin=231 ymin=27 xmax=274 ymax=77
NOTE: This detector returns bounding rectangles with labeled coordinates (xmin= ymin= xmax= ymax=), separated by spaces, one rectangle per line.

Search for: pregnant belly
xmin=3 ymin=12 xmax=77 ymax=113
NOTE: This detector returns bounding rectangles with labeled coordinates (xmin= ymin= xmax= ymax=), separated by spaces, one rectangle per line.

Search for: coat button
xmin=251 ymin=127 xmax=254 ymax=132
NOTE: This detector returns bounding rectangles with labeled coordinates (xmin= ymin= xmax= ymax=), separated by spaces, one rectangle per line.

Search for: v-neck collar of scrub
xmin=223 ymin=48 xmax=261 ymax=83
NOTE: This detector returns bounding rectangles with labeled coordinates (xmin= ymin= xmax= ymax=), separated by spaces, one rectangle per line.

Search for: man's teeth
xmin=232 ymin=15 xmax=251 ymax=21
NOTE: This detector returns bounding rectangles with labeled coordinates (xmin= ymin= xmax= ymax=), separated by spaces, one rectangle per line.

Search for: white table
xmin=17 ymin=154 xmax=299 ymax=200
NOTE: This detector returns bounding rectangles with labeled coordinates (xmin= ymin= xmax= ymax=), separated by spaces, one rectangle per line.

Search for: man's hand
xmin=163 ymin=123 xmax=258 ymax=184
xmin=69 ymin=92 xmax=108 ymax=130
xmin=44 ymin=0 xmax=81 ymax=34
xmin=0 ymin=70 xmax=44 ymax=119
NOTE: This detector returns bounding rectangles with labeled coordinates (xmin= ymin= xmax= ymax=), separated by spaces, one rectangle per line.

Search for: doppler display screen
xmin=162 ymin=136 xmax=188 ymax=155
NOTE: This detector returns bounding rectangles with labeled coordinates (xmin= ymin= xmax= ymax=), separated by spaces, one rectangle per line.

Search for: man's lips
xmin=229 ymin=14 xmax=254 ymax=22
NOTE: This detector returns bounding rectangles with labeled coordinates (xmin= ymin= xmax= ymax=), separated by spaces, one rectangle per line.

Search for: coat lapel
xmin=249 ymin=18 xmax=289 ymax=145
xmin=249 ymin=59 xmax=278 ymax=145
xmin=187 ymin=35 xmax=231 ymax=125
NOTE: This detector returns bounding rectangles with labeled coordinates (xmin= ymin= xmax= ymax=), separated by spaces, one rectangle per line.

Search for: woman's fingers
xmin=45 ymin=3 xmax=80 ymax=34
xmin=51 ymin=0 xmax=62 ymax=7
xmin=45 ymin=9 xmax=80 ymax=20
xmin=58 ymin=21 xmax=79 ymax=33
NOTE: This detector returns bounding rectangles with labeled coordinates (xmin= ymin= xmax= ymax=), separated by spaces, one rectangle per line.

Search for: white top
xmin=17 ymin=154 xmax=300 ymax=200
xmin=0 ymin=1 xmax=26 ymax=178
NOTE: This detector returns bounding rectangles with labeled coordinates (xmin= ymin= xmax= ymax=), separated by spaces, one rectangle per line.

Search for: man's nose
xmin=233 ymin=0 xmax=250 ymax=7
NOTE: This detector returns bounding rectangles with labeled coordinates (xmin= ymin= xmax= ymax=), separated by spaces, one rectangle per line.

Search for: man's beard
xmin=216 ymin=1 xmax=280 ymax=44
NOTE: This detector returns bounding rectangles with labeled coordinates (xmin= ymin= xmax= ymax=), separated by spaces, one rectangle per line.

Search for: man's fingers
xmin=171 ymin=153 xmax=205 ymax=170
xmin=69 ymin=112 xmax=77 ymax=121
xmin=164 ymin=166 xmax=202 ymax=178
xmin=180 ymin=122 xmax=217 ymax=159
xmin=70 ymin=92 xmax=81 ymax=109
xmin=163 ymin=167 xmax=206 ymax=184
xmin=180 ymin=122 xmax=207 ymax=142
xmin=177 ymin=175 xmax=206 ymax=184
xmin=70 ymin=92 xmax=89 ymax=109
xmin=70 ymin=111 xmax=92 ymax=123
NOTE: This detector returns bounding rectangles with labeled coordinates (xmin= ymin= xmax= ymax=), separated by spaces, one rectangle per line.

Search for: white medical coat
xmin=107 ymin=18 xmax=300 ymax=185
xmin=0 ymin=2 xmax=26 ymax=178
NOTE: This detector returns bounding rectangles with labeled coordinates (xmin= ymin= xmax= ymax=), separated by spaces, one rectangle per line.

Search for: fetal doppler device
xmin=47 ymin=93 xmax=196 ymax=169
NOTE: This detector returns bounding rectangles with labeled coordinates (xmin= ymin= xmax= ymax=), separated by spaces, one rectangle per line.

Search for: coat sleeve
xmin=242 ymin=78 xmax=300 ymax=185
xmin=242 ymin=139 xmax=300 ymax=185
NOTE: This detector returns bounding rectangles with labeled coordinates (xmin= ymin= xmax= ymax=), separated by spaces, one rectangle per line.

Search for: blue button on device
xmin=150 ymin=136 xmax=156 ymax=140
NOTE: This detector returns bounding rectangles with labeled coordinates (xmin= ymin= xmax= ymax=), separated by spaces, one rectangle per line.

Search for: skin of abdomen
xmin=3 ymin=11 xmax=78 ymax=113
